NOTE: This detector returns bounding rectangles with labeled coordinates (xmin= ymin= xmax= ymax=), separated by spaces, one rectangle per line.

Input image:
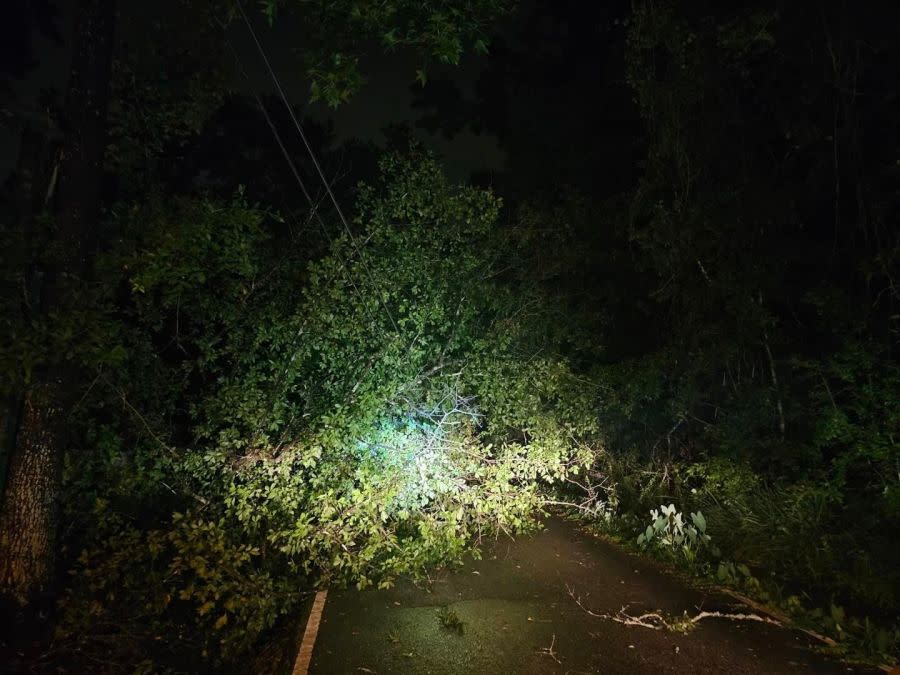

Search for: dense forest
xmin=1 ymin=0 xmax=898 ymax=671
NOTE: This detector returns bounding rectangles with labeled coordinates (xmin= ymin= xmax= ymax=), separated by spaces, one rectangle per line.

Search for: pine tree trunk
xmin=0 ymin=0 xmax=116 ymax=606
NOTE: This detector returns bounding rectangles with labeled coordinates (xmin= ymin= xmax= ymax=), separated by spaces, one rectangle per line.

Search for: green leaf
xmin=690 ymin=511 xmax=706 ymax=533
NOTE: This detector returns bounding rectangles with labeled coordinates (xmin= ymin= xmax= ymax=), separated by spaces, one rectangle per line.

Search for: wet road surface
xmin=308 ymin=518 xmax=876 ymax=674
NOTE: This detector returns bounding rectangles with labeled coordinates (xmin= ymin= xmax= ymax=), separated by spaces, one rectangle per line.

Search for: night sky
xmin=1 ymin=0 xmax=506 ymax=182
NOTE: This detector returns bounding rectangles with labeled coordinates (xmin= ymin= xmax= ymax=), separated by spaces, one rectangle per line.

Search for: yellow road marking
xmin=292 ymin=590 xmax=328 ymax=675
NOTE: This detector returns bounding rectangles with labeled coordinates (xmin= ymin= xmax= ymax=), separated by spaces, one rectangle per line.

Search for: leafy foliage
xmin=490 ymin=0 xmax=899 ymax=663
xmin=50 ymin=153 xmax=596 ymax=666
xmin=3 ymin=0 xmax=899 ymax=669
xmin=636 ymin=503 xmax=712 ymax=565
xmin=236 ymin=0 xmax=515 ymax=106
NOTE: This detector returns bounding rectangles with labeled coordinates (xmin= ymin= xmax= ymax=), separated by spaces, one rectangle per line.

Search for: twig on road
xmin=536 ymin=633 xmax=562 ymax=664
xmin=566 ymin=584 xmax=781 ymax=632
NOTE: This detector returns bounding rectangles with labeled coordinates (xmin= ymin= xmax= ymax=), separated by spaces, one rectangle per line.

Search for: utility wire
xmin=234 ymin=0 xmax=400 ymax=335
xmin=215 ymin=13 xmax=380 ymax=331
xmin=253 ymin=90 xmax=381 ymax=330
xmin=219 ymin=6 xmax=438 ymax=417
xmin=216 ymin=14 xmax=393 ymax=436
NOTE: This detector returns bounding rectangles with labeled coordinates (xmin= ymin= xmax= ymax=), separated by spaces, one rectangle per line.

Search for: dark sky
xmin=1 ymin=0 xmax=505 ymax=182
xmin=224 ymin=5 xmax=507 ymax=182
xmin=0 ymin=0 xmax=72 ymax=178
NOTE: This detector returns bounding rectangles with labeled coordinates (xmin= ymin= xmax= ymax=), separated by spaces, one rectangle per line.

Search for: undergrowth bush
xmin=584 ymin=451 xmax=899 ymax=664
xmin=636 ymin=503 xmax=712 ymax=565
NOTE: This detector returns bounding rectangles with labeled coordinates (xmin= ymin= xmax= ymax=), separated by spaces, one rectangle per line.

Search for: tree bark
xmin=0 ymin=385 xmax=65 ymax=601
xmin=0 ymin=0 xmax=116 ymax=605
xmin=0 ymin=116 xmax=61 ymax=500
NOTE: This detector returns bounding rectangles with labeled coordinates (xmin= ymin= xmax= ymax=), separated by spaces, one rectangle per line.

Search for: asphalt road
xmin=308 ymin=518 xmax=878 ymax=674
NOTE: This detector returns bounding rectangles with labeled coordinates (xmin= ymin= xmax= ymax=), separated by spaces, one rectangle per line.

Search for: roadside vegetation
xmin=1 ymin=0 xmax=897 ymax=671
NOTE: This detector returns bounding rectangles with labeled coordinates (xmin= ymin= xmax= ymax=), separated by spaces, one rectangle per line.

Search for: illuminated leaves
xmin=57 ymin=153 xmax=599 ymax=666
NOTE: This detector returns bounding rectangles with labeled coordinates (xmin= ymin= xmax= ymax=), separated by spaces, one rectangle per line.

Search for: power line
xmin=252 ymin=90 xmax=380 ymax=330
xmin=216 ymin=15 xmax=398 ymax=428
xmin=215 ymin=13 xmax=381 ymax=331
xmin=234 ymin=0 xmax=400 ymax=335
xmin=218 ymin=7 xmax=436 ymax=415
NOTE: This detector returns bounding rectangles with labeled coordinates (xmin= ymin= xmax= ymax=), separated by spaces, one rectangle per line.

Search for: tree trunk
xmin=0 ymin=385 xmax=65 ymax=601
xmin=0 ymin=119 xmax=61 ymax=500
xmin=0 ymin=0 xmax=116 ymax=605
